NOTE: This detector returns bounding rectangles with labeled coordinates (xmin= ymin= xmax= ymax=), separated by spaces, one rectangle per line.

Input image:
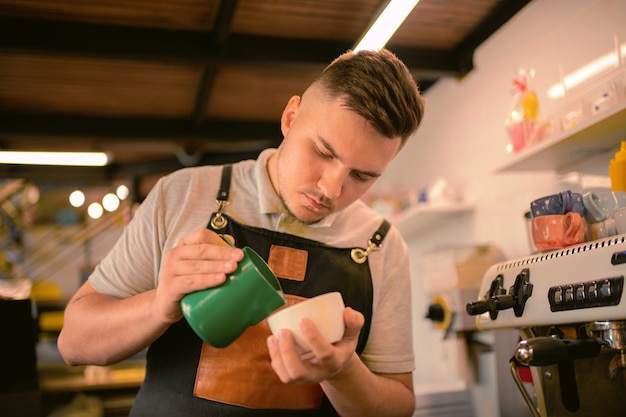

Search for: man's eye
xmin=315 ymin=147 xmax=332 ymax=159
xmin=351 ymin=172 xmax=370 ymax=182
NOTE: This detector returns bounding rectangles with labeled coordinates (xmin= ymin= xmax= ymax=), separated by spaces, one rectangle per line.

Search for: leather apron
xmin=131 ymin=165 xmax=390 ymax=416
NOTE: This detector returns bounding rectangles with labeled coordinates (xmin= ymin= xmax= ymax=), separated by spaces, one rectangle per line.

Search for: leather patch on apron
xmin=193 ymin=294 xmax=323 ymax=410
xmin=268 ymin=245 xmax=308 ymax=281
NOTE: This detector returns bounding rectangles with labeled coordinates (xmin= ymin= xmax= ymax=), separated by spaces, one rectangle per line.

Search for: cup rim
xmin=268 ymin=292 xmax=343 ymax=321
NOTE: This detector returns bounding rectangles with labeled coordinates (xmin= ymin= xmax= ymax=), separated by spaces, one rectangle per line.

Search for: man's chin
xmin=288 ymin=207 xmax=327 ymax=226
xmin=280 ymin=194 xmax=328 ymax=225
xmin=292 ymin=212 xmax=325 ymax=226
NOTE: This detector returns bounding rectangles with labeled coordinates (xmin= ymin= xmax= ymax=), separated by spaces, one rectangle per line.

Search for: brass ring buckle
xmin=350 ymin=239 xmax=381 ymax=264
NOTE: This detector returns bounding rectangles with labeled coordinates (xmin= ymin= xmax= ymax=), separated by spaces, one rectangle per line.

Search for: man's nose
xmin=318 ymin=165 xmax=346 ymax=200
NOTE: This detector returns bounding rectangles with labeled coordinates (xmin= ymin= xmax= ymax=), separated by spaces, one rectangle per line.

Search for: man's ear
xmin=280 ymin=95 xmax=301 ymax=137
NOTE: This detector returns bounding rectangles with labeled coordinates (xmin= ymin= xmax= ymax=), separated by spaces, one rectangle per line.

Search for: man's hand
xmin=154 ymin=229 xmax=244 ymax=324
xmin=266 ymin=307 xmax=365 ymax=384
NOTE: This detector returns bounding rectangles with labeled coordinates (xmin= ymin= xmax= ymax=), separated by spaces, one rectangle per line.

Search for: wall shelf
xmin=391 ymin=203 xmax=474 ymax=237
xmin=495 ymin=100 xmax=626 ymax=174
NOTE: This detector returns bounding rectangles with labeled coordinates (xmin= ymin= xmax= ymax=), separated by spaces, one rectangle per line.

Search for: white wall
xmin=372 ymin=0 xmax=626 ymax=415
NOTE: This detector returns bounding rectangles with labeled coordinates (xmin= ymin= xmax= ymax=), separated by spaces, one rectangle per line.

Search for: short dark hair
xmin=315 ymin=48 xmax=425 ymax=147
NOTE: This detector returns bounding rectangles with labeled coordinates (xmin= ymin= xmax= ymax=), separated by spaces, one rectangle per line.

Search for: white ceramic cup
xmin=267 ymin=292 xmax=345 ymax=354
xmin=586 ymin=220 xmax=608 ymax=241
xmin=614 ymin=207 xmax=626 ymax=235
xmin=596 ymin=191 xmax=626 ymax=216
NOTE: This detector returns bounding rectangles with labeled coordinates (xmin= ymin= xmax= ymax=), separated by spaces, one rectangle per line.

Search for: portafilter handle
xmin=514 ymin=337 xmax=603 ymax=413
xmin=515 ymin=337 xmax=602 ymax=367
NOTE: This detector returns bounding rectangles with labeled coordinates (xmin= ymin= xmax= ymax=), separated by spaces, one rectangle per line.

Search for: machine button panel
xmin=548 ymin=276 xmax=623 ymax=312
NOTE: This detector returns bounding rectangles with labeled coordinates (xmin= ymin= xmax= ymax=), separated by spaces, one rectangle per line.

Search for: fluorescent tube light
xmin=0 ymin=151 xmax=109 ymax=166
xmin=547 ymin=46 xmax=622 ymax=99
xmin=354 ymin=0 xmax=420 ymax=52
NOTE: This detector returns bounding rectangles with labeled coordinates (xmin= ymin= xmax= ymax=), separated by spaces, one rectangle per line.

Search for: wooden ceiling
xmin=0 ymin=0 xmax=531 ymax=194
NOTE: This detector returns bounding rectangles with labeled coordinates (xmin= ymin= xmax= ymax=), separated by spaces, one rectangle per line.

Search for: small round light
xmin=69 ymin=190 xmax=86 ymax=207
xmin=26 ymin=185 xmax=40 ymax=204
xmin=102 ymin=193 xmax=120 ymax=212
xmin=87 ymin=202 xmax=103 ymax=219
xmin=116 ymin=184 xmax=129 ymax=200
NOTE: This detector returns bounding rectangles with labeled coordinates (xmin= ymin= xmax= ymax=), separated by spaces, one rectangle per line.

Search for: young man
xmin=58 ymin=48 xmax=425 ymax=416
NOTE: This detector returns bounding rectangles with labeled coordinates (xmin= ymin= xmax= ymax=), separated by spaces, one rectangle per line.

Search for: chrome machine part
xmin=509 ymin=359 xmax=542 ymax=417
xmin=586 ymin=320 xmax=626 ymax=378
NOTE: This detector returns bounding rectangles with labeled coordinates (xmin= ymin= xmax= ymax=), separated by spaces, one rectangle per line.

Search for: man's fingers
xmin=172 ymin=233 xmax=243 ymax=262
xmin=175 ymin=228 xmax=233 ymax=248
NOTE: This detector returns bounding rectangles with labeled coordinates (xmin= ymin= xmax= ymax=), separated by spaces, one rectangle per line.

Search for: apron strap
xmin=371 ymin=219 xmax=391 ymax=246
xmin=350 ymin=219 xmax=391 ymax=264
xmin=217 ymin=164 xmax=232 ymax=201
xmin=210 ymin=164 xmax=233 ymax=229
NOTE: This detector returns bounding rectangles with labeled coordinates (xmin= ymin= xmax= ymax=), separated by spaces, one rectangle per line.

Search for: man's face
xmin=268 ymin=85 xmax=402 ymax=225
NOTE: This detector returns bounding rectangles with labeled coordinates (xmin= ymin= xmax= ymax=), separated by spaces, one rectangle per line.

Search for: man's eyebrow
xmin=319 ymin=137 xmax=382 ymax=178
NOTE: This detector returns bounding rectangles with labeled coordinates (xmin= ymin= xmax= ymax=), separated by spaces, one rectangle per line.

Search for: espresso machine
xmin=467 ymin=235 xmax=626 ymax=416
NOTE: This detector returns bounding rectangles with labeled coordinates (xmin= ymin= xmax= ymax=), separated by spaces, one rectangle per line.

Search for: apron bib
xmin=131 ymin=165 xmax=389 ymax=416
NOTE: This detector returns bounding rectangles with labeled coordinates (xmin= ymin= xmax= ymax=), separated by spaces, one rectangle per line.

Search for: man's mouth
xmin=304 ymin=194 xmax=329 ymax=211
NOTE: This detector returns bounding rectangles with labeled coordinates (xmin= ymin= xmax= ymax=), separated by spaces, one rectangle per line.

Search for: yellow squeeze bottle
xmin=609 ymin=141 xmax=626 ymax=191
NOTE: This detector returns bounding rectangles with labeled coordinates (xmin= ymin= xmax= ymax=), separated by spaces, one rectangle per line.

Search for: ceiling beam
xmin=454 ymin=0 xmax=533 ymax=75
xmin=0 ymin=113 xmax=280 ymax=141
xmin=191 ymin=0 xmax=239 ymax=126
xmin=0 ymin=15 xmax=465 ymax=80
xmin=458 ymin=0 xmax=532 ymax=51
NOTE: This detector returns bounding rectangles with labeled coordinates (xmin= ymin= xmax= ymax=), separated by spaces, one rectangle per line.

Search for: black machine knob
xmin=426 ymin=304 xmax=446 ymax=322
xmin=510 ymin=268 xmax=533 ymax=317
xmin=611 ymin=250 xmax=626 ymax=265
xmin=466 ymin=274 xmax=506 ymax=319
xmin=465 ymin=300 xmax=490 ymax=316
xmin=466 ymin=269 xmax=533 ymax=320
xmin=488 ymin=294 xmax=517 ymax=312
